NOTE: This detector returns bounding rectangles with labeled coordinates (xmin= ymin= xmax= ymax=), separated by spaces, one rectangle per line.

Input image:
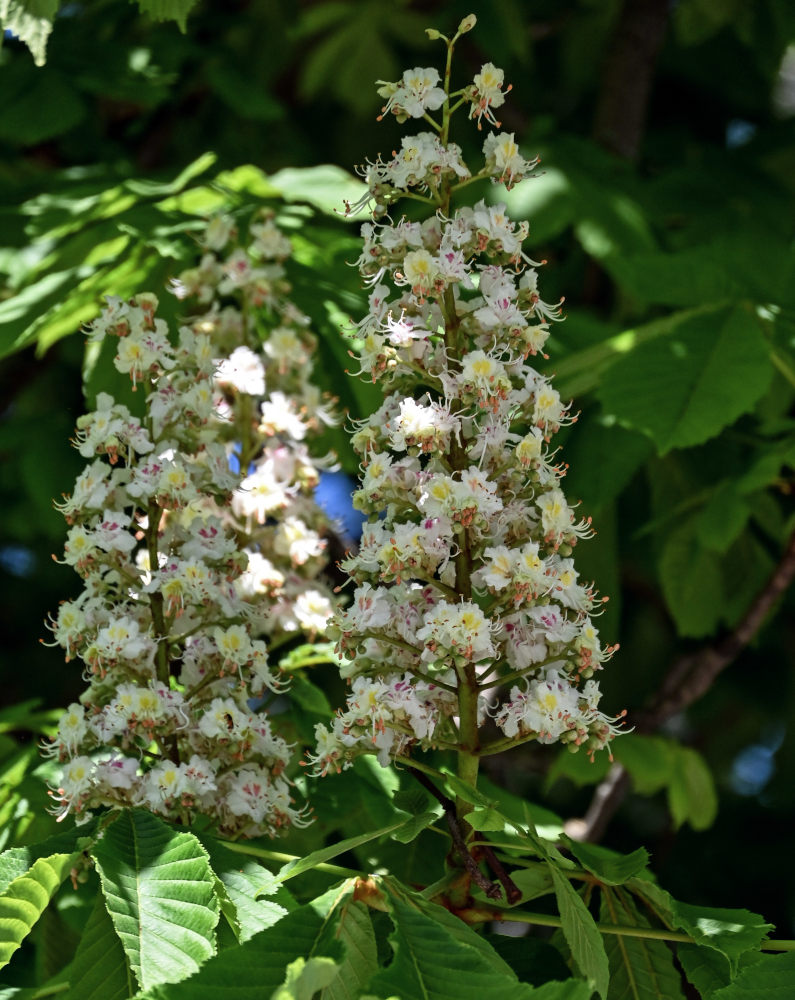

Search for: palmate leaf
xmin=272 ymin=957 xmax=340 ymax=1000
xmin=710 ymin=952 xmax=795 ymax=998
xmin=597 ymin=303 xmax=774 ymax=454
xmin=275 ymin=818 xmax=412 ymax=883
xmin=369 ymin=886 xmax=591 ymax=1000
xmin=134 ymin=0 xmax=199 ymax=31
xmin=549 ymin=864 xmax=610 ymax=1000
xmin=565 ymin=842 xmax=649 ymax=887
xmin=313 ymin=898 xmax=377 ymax=1000
xmin=65 ymin=893 xmax=132 ymax=1000
xmin=201 ymin=837 xmax=287 ymax=944
xmin=91 ymin=810 xmax=219 ymax=992
xmin=0 ymin=828 xmax=88 ymax=894
xmin=599 ymin=889 xmax=685 ymax=1000
xmin=137 ymin=897 xmax=342 ymax=1000
xmin=627 ymin=878 xmax=772 ymax=975
xmin=0 ymin=852 xmax=76 ymax=970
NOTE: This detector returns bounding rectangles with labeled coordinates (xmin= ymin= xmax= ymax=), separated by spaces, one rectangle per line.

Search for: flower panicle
xmin=46 ymin=212 xmax=341 ymax=837
xmin=314 ymin=28 xmax=624 ymax=778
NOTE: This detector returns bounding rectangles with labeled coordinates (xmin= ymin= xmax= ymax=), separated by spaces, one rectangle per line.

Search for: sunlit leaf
xmin=0 ymin=852 xmax=75 ymax=970
xmin=91 ymin=810 xmax=219 ymax=991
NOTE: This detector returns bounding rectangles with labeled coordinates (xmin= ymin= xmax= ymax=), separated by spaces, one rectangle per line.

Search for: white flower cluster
xmin=46 ymin=213 xmax=337 ymax=836
xmin=311 ymin=43 xmax=623 ymax=777
xmin=171 ymin=210 xmax=338 ymax=641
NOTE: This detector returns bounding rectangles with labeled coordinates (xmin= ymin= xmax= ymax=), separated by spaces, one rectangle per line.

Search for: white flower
xmin=469 ymin=63 xmax=509 ymax=128
xmin=483 ymin=132 xmax=539 ymax=188
xmin=215 ymin=346 xmax=266 ymax=395
xmin=378 ymin=67 xmax=446 ymax=120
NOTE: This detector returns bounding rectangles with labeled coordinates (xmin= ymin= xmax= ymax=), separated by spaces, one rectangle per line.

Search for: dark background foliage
xmin=1 ymin=0 xmax=794 ymax=943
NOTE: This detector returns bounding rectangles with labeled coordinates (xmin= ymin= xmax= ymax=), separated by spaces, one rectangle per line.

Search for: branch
xmin=591 ymin=0 xmax=671 ymax=161
xmin=409 ymin=769 xmax=520 ymax=903
xmin=570 ymin=526 xmax=795 ymax=842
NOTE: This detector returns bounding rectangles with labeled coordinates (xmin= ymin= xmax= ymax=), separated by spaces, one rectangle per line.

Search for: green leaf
xmin=0 ymin=852 xmax=75 ymax=970
xmin=487 ymin=933 xmax=574 ymax=987
xmin=518 ymin=982 xmax=593 ymax=1000
xmin=271 ymin=956 xmax=339 ymax=1000
xmin=549 ymin=864 xmax=610 ymax=999
xmin=400 ymin=888 xmax=518 ymax=980
xmin=604 ymin=247 xmax=742 ymax=308
xmin=659 ymin=519 xmax=724 ymax=638
xmin=0 ymin=0 xmax=59 ymax=65
xmin=709 ymin=951 xmax=795 ymax=998
xmin=267 ymin=165 xmax=367 ymax=217
xmin=202 ymin=837 xmax=286 ymax=944
xmin=389 ymin=811 xmax=442 ymax=844
xmin=565 ymin=842 xmax=649 ymax=887
xmin=367 ymin=891 xmax=539 ymax=1000
xmin=627 ymin=880 xmax=773 ymax=974
xmin=673 ymin=902 xmax=773 ymax=974
xmin=597 ymin=305 xmax=774 ymax=453
xmin=599 ymin=889 xmax=686 ymax=1000
xmin=467 ymin=806 xmax=507 ymax=833
xmin=0 ymin=828 xmax=89 ymax=894
xmin=677 ymin=944 xmax=733 ymax=998
xmin=65 ymin=892 xmax=132 ymax=1000
xmin=276 ymin=820 xmax=409 ymax=882
xmin=696 ymin=483 xmax=750 ymax=554
xmin=546 ymin=746 xmax=611 ymax=790
xmin=668 ymin=746 xmax=718 ymax=831
xmin=316 ymin=898 xmax=377 ymax=1000
xmin=555 ymin=303 xmax=721 ymax=400
xmin=91 ymin=810 xmax=219 ymax=991
xmin=137 ymin=902 xmax=337 ymax=1000
xmin=507 ymin=865 xmax=556 ymax=904
xmin=675 ymin=0 xmax=746 ymax=46
xmin=134 ymin=0 xmax=199 ymax=31
xmin=563 ymin=418 xmax=653 ymax=513
xmin=613 ymin=736 xmax=674 ymax=796
xmin=0 ymin=68 xmax=86 ymax=145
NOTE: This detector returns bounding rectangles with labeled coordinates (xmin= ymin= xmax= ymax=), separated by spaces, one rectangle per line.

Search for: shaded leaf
xmin=549 ymin=864 xmax=610 ymax=999
xmin=488 ymin=933 xmax=573 ymax=986
xmin=202 ymin=837 xmax=286 ymax=944
xmin=507 ymin=865 xmax=556 ymax=905
xmin=598 ymin=305 xmax=774 ymax=453
xmin=389 ymin=811 xmax=441 ymax=844
xmin=614 ymin=736 xmax=674 ymax=797
xmin=668 ymin=746 xmax=718 ymax=831
xmin=600 ymin=889 xmax=685 ymax=999
xmin=565 ymin=842 xmax=649 ymax=887
xmin=627 ymin=880 xmax=772 ymax=974
xmin=659 ymin=519 xmax=723 ymax=638
xmin=317 ymin=899 xmax=377 ymax=1000
xmin=710 ymin=951 xmax=795 ymax=998
xmin=673 ymin=902 xmax=773 ymax=974
xmin=91 ymin=810 xmax=219 ymax=991
xmin=138 ymin=901 xmax=339 ymax=1000
xmin=696 ymin=483 xmax=750 ymax=554
xmin=276 ymin=820 xmax=409 ymax=883
xmin=65 ymin=892 xmax=132 ymax=1000
xmin=135 ymin=0 xmax=199 ymax=32
xmin=271 ymin=956 xmax=339 ymax=1000
xmin=677 ymin=943 xmax=732 ymax=998
xmin=555 ymin=304 xmax=721 ymax=400
xmin=367 ymin=891 xmax=538 ymax=1000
